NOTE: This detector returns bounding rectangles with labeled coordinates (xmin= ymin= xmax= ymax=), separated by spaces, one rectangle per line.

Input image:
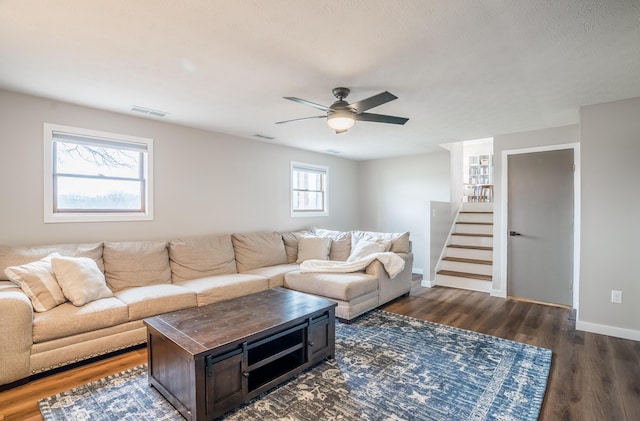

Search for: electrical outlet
xmin=611 ymin=290 xmax=622 ymax=304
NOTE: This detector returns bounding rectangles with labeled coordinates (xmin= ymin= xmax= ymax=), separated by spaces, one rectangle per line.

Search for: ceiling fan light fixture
xmin=327 ymin=109 xmax=355 ymax=132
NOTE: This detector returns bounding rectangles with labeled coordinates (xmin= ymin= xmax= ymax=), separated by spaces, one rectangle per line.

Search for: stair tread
xmin=437 ymin=270 xmax=492 ymax=281
xmin=452 ymin=233 xmax=493 ymax=237
xmin=448 ymin=245 xmax=493 ymax=251
xmin=442 ymin=257 xmax=492 ymax=265
xmin=456 ymin=222 xmax=493 ymax=225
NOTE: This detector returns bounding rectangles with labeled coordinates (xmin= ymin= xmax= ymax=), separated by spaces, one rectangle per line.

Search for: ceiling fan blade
xmin=275 ymin=115 xmax=326 ymax=124
xmin=356 ymin=112 xmax=409 ymax=125
xmin=349 ymin=91 xmax=398 ymax=113
xmin=283 ymin=97 xmax=330 ymax=112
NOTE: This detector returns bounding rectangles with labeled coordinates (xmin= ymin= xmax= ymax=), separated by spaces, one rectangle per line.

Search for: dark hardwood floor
xmin=1 ymin=281 xmax=638 ymax=420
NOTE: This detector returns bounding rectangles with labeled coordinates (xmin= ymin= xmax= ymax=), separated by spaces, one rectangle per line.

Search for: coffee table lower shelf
xmin=143 ymin=289 xmax=336 ymax=421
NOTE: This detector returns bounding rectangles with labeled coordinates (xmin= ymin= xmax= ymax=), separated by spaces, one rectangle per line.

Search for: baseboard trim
xmin=421 ymin=279 xmax=434 ymax=288
xmin=509 ymin=296 xmax=572 ymax=309
xmin=576 ymin=320 xmax=640 ymax=342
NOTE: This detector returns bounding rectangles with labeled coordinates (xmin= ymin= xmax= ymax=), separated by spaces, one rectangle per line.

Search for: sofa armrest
xmin=364 ymin=252 xmax=412 ymax=280
xmin=0 ymin=282 xmax=33 ymax=386
xmin=365 ymin=259 xmax=387 ymax=279
xmin=366 ymin=253 xmax=414 ymax=306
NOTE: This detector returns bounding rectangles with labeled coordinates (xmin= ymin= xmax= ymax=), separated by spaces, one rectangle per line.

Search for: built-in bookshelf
xmin=468 ymin=154 xmax=491 ymax=185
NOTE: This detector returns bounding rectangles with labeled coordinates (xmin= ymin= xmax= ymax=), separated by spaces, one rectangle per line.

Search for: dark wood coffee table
xmin=143 ymin=288 xmax=337 ymax=421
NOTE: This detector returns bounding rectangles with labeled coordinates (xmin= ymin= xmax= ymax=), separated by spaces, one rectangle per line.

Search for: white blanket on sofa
xmin=299 ymin=252 xmax=406 ymax=279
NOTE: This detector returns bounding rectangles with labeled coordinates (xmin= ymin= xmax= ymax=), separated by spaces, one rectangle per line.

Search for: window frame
xmin=43 ymin=123 xmax=154 ymax=223
xmin=290 ymin=161 xmax=328 ymax=218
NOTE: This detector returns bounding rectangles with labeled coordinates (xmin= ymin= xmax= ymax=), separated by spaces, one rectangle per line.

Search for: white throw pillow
xmin=347 ymin=240 xmax=388 ymax=262
xmin=52 ymin=256 xmax=113 ymax=306
xmin=4 ymin=253 xmax=65 ymax=312
xmin=296 ymin=236 xmax=332 ymax=263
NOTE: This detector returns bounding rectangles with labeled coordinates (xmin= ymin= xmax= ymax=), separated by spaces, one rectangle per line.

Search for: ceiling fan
xmin=276 ymin=87 xmax=409 ymax=134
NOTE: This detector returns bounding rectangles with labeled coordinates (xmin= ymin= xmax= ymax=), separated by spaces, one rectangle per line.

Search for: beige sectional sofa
xmin=0 ymin=229 xmax=413 ymax=387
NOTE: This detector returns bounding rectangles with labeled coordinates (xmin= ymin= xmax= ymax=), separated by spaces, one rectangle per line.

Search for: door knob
xmin=509 ymin=231 xmax=522 ymax=236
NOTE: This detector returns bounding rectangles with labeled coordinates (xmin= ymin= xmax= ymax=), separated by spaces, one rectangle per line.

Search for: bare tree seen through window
xmin=54 ymin=141 xmax=146 ymax=212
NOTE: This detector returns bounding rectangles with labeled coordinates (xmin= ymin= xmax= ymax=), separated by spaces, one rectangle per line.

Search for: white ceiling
xmin=1 ymin=1 xmax=639 ymax=161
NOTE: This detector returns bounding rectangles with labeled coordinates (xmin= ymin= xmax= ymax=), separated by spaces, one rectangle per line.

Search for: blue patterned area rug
xmin=40 ymin=310 xmax=551 ymax=421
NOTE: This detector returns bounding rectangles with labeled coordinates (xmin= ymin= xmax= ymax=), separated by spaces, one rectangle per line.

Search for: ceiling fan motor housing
xmin=329 ymin=99 xmax=352 ymax=113
xmin=332 ymin=87 xmax=351 ymax=100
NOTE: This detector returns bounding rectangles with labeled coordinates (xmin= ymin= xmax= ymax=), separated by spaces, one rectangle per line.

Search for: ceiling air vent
xmin=131 ymin=105 xmax=169 ymax=117
xmin=253 ymin=134 xmax=275 ymax=141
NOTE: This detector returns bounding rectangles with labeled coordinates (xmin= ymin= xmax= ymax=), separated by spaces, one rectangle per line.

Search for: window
xmin=44 ymin=123 xmax=153 ymax=223
xmin=291 ymin=162 xmax=328 ymax=217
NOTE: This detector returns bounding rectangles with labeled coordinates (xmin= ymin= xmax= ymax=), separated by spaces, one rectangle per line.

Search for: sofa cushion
xmin=242 ymin=264 xmax=300 ymax=288
xmin=281 ymin=230 xmax=312 ymax=264
xmin=175 ymin=273 xmax=269 ymax=307
xmin=296 ymin=236 xmax=332 ymax=263
xmin=103 ymin=241 xmax=171 ymax=292
xmin=232 ymin=232 xmax=287 ymax=272
xmin=351 ymin=231 xmax=411 ymax=253
xmin=114 ymin=284 xmax=197 ymax=320
xmin=0 ymin=242 xmax=104 ymax=281
xmin=51 ymin=256 xmax=113 ymax=306
xmin=169 ymin=234 xmax=237 ymax=283
xmin=284 ymin=271 xmax=378 ymax=301
xmin=4 ymin=253 xmax=66 ymax=312
xmin=312 ymin=228 xmax=352 ymax=261
xmin=33 ymin=297 xmax=129 ymax=343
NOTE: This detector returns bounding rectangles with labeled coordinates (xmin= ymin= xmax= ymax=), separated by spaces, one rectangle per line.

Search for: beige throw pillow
xmin=4 ymin=253 xmax=66 ymax=312
xmin=296 ymin=236 xmax=332 ymax=263
xmin=347 ymin=240 xmax=388 ymax=262
xmin=281 ymin=230 xmax=312 ymax=263
xmin=52 ymin=256 xmax=113 ymax=306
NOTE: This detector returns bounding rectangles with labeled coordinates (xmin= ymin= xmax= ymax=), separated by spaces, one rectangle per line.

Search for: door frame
xmin=496 ymin=143 xmax=581 ymax=310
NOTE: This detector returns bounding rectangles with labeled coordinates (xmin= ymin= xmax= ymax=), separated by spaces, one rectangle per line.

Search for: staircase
xmin=435 ymin=202 xmax=493 ymax=293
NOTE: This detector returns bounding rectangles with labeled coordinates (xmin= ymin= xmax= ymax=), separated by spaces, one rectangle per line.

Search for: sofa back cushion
xmin=312 ymin=228 xmax=352 ymax=261
xmin=169 ymin=234 xmax=237 ymax=282
xmin=351 ymin=231 xmax=411 ymax=254
xmin=103 ymin=241 xmax=171 ymax=291
xmin=232 ymin=232 xmax=287 ymax=272
xmin=281 ymin=230 xmax=312 ymax=264
xmin=0 ymin=242 xmax=104 ymax=281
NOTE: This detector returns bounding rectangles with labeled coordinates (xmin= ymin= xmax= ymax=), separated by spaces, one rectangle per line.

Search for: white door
xmin=507 ymin=149 xmax=574 ymax=306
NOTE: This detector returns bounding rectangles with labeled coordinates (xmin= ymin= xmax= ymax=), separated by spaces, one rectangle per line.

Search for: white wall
xmin=446 ymin=141 xmax=464 ymax=206
xmin=578 ymin=97 xmax=640 ymax=339
xmin=358 ymin=151 xmax=451 ymax=273
xmin=0 ymin=89 xmax=359 ymax=245
xmin=428 ymin=201 xmax=458 ymax=282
